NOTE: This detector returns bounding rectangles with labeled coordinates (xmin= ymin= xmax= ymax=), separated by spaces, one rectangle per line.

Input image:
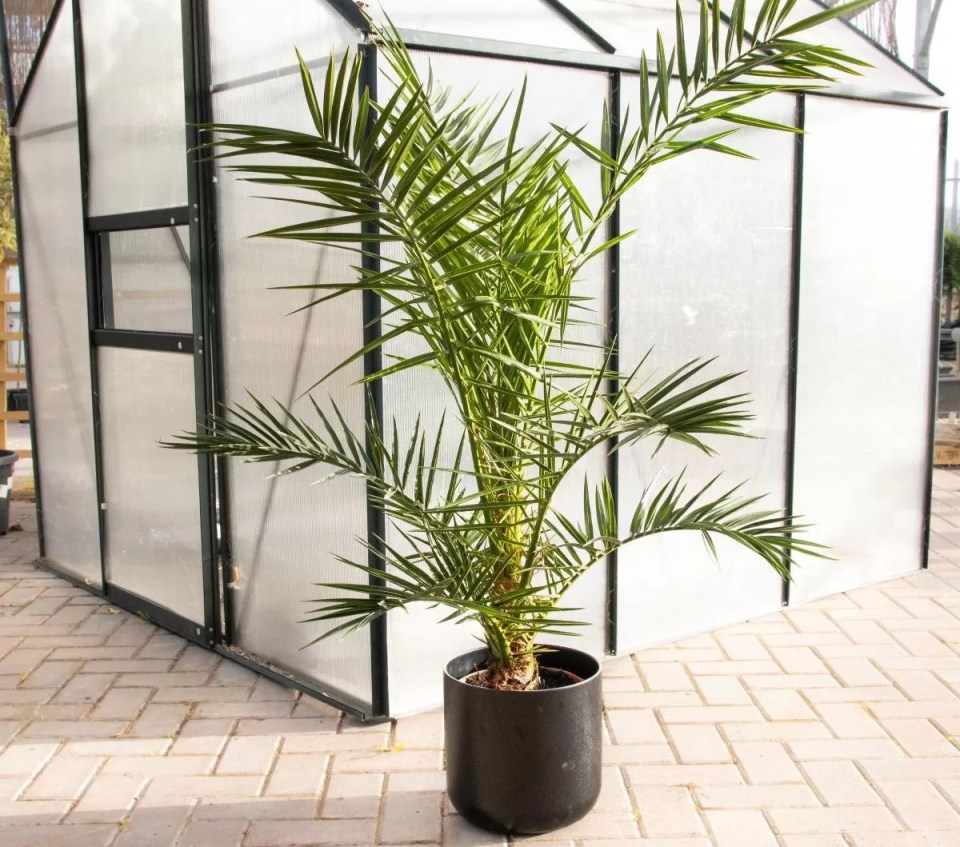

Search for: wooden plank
xmin=0 ymin=410 xmax=29 ymax=421
xmin=0 ymin=332 xmax=22 ymax=342
xmin=0 ymin=371 xmax=26 ymax=382
xmin=15 ymin=449 xmax=32 ymax=459
xmin=0 ymin=292 xmax=21 ymax=302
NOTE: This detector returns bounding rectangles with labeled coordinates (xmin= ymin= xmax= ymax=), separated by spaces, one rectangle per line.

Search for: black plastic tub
xmin=0 ymin=449 xmax=17 ymax=534
xmin=443 ymin=645 xmax=602 ymax=835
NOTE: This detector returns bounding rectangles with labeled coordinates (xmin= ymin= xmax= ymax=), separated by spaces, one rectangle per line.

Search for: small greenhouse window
xmin=367 ymin=0 xmax=604 ymax=52
xmin=98 ymin=227 xmax=193 ymax=335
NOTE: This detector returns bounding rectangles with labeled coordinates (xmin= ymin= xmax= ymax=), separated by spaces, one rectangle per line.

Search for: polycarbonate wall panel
xmin=717 ymin=0 xmax=934 ymax=97
xmin=615 ymin=87 xmax=796 ymax=654
xmin=208 ymin=0 xmax=358 ymax=86
xmin=561 ymin=0 xmax=705 ymax=56
xmin=79 ymin=0 xmax=188 ymax=215
xmin=372 ymin=0 xmax=601 ymax=50
xmin=790 ymin=98 xmax=940 ymax=604
xmin=210 ymin=0 xmax=371 ymax=706
xmin=99 ymin=348 xmax=203 ymax=622
xmin=105 ymin=227 xmax=192 ymax=334
xmin=16 ymin=2 xmax=101 ymax=586
xmin=382 ymin=53 xmax=610 ymax=715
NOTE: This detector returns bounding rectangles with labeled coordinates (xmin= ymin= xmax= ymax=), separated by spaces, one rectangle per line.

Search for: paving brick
xmin=178 ymin=819 xmax=248 ymax=847
xmin=19 ymin=659 xmax=81 ymax=689
xmin=800 ymin=761 xmax=883 ymax=806
xmin=22 ymin=753 xmax=101 ymax=800
xmin=264 ymin=753 xmax=327 ymax=795
xmin=625 ymin=764 xmax=744 ymax=786
xmin=394 ymin=710 xmax=443 ymax=748
xmin=694 ymin=676 xmax=752 ymax=705
xmin=67 ymin=773 xmax=146 ymax=823
xmin=638 ymin=662 xmax=695 ymax=691
xmin=101 ymin=755 xmax=213 ymax=776
xmin=380 ymin=789 xmax=443 ymax=843
xmin=127 ymin=702 xmax=189 ymax=739
xmin=169 ymin=719 xmax=233 ymax=756
xmin=881 ymin=718 xmax=958 ymax=757
xmin=144 ymin=774 xmax=263 ymax=799
xmin=768 ymin=806 xmax=903 ymax=834
xmin=696 ymin=783 xmax=820 ymax=809
xmin=811 ymin=703 xmax=887 ymax=738
xmin=750 ymin=689 xmax=817 ymax=721
xmin=632 ymin=786 xmax=705 ymax=837
xmin=247 ymin=818 xmax=377 ymax=846
xmin=387 ymin=770 xmax=447 ymax=792
xmin=90 ymin=687 xmax=151 ymax=721
xmin=787 ymin=738 xmax=903 ymax=761
xmin=323 ymin=771 xmax=382 ymax=818
xmin=51 ymin=673 xmax=114 ymax=705
xmin=111 ymin=797 xmax=192 ymax=847
xmin=606 ymin=709 xmax=665 ymax=744
xmin=0 ymin=823 xmax=115 ymax=847
xmin=874 ymin=780 xmax=960 ymax=830
xmin=705 ymin=809 xmax=778 ymax=846
xmin=667 ymin=724 xmax=732 ymax=764
xmin=217 ymin=735 xmax=279 ymax=775
xmin=729 ymin=741 xmax=803 ymax=784
xmin=332 ymin=748 xmax=441 ymax=773
xmin=19 ymin=720 xmax=127 ymax=739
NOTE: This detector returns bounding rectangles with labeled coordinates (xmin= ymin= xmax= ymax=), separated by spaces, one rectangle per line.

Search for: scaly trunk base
xmin=484 ymin=652 xmax=541 ymax=691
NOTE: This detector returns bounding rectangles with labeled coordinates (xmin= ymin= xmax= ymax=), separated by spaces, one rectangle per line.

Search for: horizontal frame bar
xmin=88 ymin=207 xmax=191 ymax=232
xmin=210 ymin=56 xmax=330 ymax=94
xmin=213 ymin=644 xmax=381 ymax=723
xmin=92 ymin=329 xmax=195 ymax=354
xmin=107 ymin=583 xmax=208 ymax=646
xmin=34 ymin=556 xmax=105 ymax=594
xmin=13 ymin=119 xmax=78 ymax=141
xmin=400 ymin=31 xmax=943 ymax=110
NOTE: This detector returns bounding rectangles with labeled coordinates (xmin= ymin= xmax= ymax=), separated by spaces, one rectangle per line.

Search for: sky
xmin=895 ymin=0 xmax=959 ymax=164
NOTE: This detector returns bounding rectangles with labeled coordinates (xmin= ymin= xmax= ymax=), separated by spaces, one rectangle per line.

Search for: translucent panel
xmin=381 ymin=53 xmax=610 ymax=715
xmin=105 ymin=227 xmax=192 ymax=334
xmin=80 ymin=0 xmax=188 ymax=215
xmin=4 ymin=0 xmax=59 ymax=104
xmin=208 ymin=0 xmax=359 ymax=87
xmin=790 ymin=98 xmax=941 ymax=604
xmin=99 ymin=347 xmax=203 ymax=622
xmin=716 ymin=0 xmax=935 ymax=97
xmin=560 ymin=0 xmax=705 ymax=57
xmin=212 ymin=30 xmax=372 ymax=706
xmin=14 ymin=0 xmax=75 ymax=134
xmin=615 ymin=87 xmax=796 ymax=654
xmin=16 ymin=3 xmax=101 ymax=587
xmin=370 ymin=0 xmax=601 ymax=51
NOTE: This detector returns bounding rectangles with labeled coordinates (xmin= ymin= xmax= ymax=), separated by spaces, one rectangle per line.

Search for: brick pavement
xmin=1 ymin=471 xmax=960 ymax=846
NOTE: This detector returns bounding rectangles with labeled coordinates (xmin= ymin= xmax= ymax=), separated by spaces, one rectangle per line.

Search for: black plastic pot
xmin=443 ymin=644 xmax=602 ymax=835
xmin=0 ymin=449 xmax=16 ymax=534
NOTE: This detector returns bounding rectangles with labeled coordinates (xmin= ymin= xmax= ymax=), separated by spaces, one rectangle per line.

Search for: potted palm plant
xmin=171 ymin=0 xmax=873 ymax=834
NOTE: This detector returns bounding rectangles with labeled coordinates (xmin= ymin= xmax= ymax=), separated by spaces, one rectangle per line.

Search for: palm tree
xmin=171 ymin=1 xmax=872 ymax=690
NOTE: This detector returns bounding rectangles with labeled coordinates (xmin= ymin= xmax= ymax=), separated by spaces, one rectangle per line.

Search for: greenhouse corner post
xmin=70 ymin=0 xmax=110 ymax=594
xmin=182 ymin=0 xmax=224 ymax=644
xmin=359 ymin=38 xmax=390 ymax=719
xmin=923 ymin=109 xmax=950 ymax=570
xmin=0 ymin=0 xmax=46 ymax=559
xmin=782 ymin=92 xmax=806 ymax=609
xmin=605 ymin=68 xmax=621 ymax=656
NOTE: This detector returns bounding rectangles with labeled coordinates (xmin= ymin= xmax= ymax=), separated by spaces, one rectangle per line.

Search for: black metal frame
xmin=0 ymin=0 xmax=47 ymax=556
xmin=605 ymin=69 xmax=621 ymax=655
xmin=2 ymin=0 xmax=950 ymax=719
xmin=781 ymin=93 xmax=806 ymax=607
xmin=88 ymin=207 xmax=190 ymax=232
xmin=542 ymin=0 xmax=616 ymax=53
xmin=922 ymin=110 xmax=950 ymax=569
xmin=70 ymin=0 xmax=108 ymax=593
xmin=360 ymin=42 xmax=390 ymax=718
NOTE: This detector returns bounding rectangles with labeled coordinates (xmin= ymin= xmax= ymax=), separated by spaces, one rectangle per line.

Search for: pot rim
xmin=443 ymin=644 xmax=601 ymax=694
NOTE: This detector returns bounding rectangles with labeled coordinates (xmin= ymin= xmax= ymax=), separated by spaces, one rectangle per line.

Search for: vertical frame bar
xmin=0 ymin=0 xmax=46 ymax=555
xmin=182 ymin=0 xmax=221 ymax=644
xmin=922 ymin=109 xmax=950 ymax=570
xmin=360 ymin=41 xmax=389 ymax=718
xmin=71 ymin=0 xmax=109 ymax=590
xmin=605 ymin=69 xmax=620 ymax=655
xmin=781 ymin=92 xmax=805 ymax=607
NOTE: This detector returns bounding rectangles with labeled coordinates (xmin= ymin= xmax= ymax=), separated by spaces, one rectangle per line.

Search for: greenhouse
xmin=1 ymin=0 xmax=946 ymax=719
